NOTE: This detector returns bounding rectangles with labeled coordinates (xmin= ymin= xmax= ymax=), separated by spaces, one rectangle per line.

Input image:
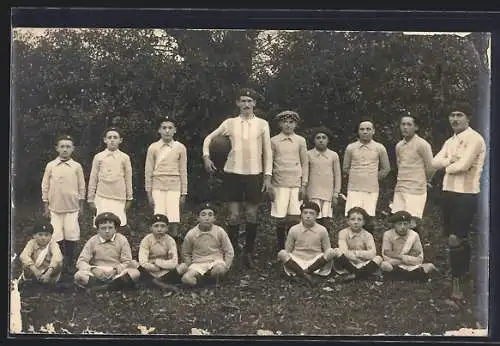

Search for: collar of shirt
xmin=347 ymin=228 xmax=364 ymax=239
xmin=157 ymin=139 xmax=176 ymax=148
xmin=391 ymin=229 xmax=408 ymax=240
xmin=356 ymin=140 xmax=375 ymax=149
xmin=151 ymin=234 xmax=168 ymax=244
xmin=276 ymin=132 xmax=295 ymax=142
xmin=99 ymin=233 xmax=117 ymax=243
xmin=104 ymin=148 xmax=121 ymax=157
xmin=300 ymin=222 xmax=318 ymax=232
xmin=31 ymin=240 xmax=49 ymax=251
xmin=312 ymin=148 xmax=329 ymax=158
xmin=55 ymin=157 xmax=74 ymax=166
xmin=193 ymin=225 xmax=217 ymax=238
xmin=239 ymin=114 xmax=257 ymax=124
xmin=453 ymin=126 xmax=472 ymax=141
xmin=402 ymin=134 xmax=419 ymax=145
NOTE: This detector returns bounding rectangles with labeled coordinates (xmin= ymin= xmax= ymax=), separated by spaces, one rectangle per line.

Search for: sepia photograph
xmin=9 ymin=23 xmax=491 ymax=337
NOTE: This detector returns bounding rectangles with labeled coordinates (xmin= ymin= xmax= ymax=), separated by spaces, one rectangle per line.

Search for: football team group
xmin=17 ymin=87 xmax=486 ymax=304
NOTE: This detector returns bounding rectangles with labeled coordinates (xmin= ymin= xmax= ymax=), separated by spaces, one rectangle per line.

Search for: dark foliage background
xmin=11 ymin=29 xmax=486 ymax=205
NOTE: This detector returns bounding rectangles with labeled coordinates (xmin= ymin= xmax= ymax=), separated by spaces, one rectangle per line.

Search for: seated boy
xmin=177 ymin=203 xmax=234 ymax=287
xmin=138 ymin=214 xmax=181 ymax=291
xmin=332 ymin=207 xmax=383 ymax=282
xmin=19 ymin=221 xmax=63 ymax=286
xmin=74 ymin=212 xmax=140 ymax=290
xmin=277 ymin=201 xmax=335 ymax=287
xmin=380 ymin=210 xmax=437 ymax=281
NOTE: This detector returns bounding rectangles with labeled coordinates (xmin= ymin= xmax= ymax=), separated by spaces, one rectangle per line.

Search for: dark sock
xmin=334 ymin=254 xmax=359 ymax=273
xmin=449 ymin=243 xmax=467 ymax=277
xmin=64 ymin=241 xmax=77 ymax=273
xmin=162 ymin=269 xmax=182 ymax=284
xmin=405 ymin=267 xmax=429 ymax=282
xmin=228 ymin=224 xmax=240 ymax=253
xmin=244 ymin=223 xmax=257 ymax=254
xmin=306 ymin=256 xmax=328 ymax=273
xmin=462 ymin=241 xmax=471 ymax=277
xmin=356 ymin=260 xmax=379 ymax=279
xmin=284 ymin=259 xmax=307 ymax=278
xmin=86 ymin=276 xmax=101 ymax=287
xmin=276 ymin=224 xmax=286 ymax=251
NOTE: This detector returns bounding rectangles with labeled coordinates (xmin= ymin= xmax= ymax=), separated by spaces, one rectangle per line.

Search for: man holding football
xmin=202 ymin=88 xmax=273 ymax=269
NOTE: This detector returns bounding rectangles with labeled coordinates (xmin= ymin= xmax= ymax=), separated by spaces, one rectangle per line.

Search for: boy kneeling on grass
xmin=380 ymin=210 xmax=437 ymax=282
xmin=138 ymin=214 xmax=182 ymax=291
xmin=19 ymin=221 xmax=63 ymax=287
xmin=332 ymin=207 xmax=383 ymax=283
xmin=74 ymin=212 xmax=140 ymax=291
xmin=177 ymin=203 xmax=234 ymax=287
xmin=277 ymin=201 xmax=335 ymax=287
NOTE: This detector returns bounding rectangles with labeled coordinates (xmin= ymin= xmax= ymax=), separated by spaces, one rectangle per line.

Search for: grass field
xmin=10 ymin=192 xmax=486 ymax=336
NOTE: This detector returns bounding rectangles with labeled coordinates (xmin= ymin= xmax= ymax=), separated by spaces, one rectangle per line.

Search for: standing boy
xmin=392 ymin=114 xmax=435 ymax=232
xmin=343 ymin=119 xmax=390 ymax=217
xmin=277 ymin=201 xmax=335 ymax=287
xmin=145 ymin=116 xmax=188 ymax=244
xmin=432 ymin=110 xmax=486 ymax=300
xmin=41 ymin=135 xmax=86 ymax=276
xmin=177 ymin=203 xmax=234 ymax=287
xmin=19 ymin=221 xmax=63 ymax=286
xmin=87 ymin=127 xmax=133 ymax=231
xmin=74 ymin=212 xmax=141 ymax=290
xmin=270 ymin=110 xmax=308 ymax=252
xmin=306 ymin=127 xmax=342 ymax=230
xmin=202 ymin=88 xmax=272 ymax=268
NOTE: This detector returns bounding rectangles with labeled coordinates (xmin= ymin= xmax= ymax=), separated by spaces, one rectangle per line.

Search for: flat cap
xmin=32 ymin=221 xmax=54 ymax=235
xmin=94 ymin=212 xmax=121 ymax=228
xmin=151 ymin=214 xmax=169 ymax=225
xmin=276 ymin=110 xmax=300 ymax=122
xmin=389 ymin=210 xmax=413 ymax=223
xmin=237 ymin=88 xmax=261 ymax=101
xmin=197 ymin=202 xmax=217 ymax=215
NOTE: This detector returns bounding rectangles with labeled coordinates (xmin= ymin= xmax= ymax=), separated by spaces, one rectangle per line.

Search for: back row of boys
xmin=36 ymin=88 xmax=486 ymax=299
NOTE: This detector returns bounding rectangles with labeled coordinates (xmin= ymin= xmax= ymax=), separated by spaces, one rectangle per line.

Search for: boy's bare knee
xmin=210 ymin=264 xmax=227 ymax=277
xmin=126 ymin=269 xmax=141 ymax=282
xmin=324 ymin=248 xmax=335 ymax=261
xmin=74 ymin=271 xmax=89 ymax=285
xmin=332 ymin=248 xmax=343 ymax=258
xmin=181 ymin=272 xmax=198 ymax=286
xmin=372 ymin=256 xmax=383 ymax=265
xmin=176 ymin=263 xmax=188 ymax=275
xmin=380 ymin=261 xmax=393 ymax=272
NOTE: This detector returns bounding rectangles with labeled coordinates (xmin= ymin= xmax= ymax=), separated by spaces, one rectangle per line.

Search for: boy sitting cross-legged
xmin=277 ymin=201 xmax=335 ymax=287
xmin=380 ymin=210 xmax=438 ymax=282
xmin=177 ymin=203 xmax=234 ymax=287
xmin=138 ymin=214 xmax=182 ymax=291
xmin=74 ymin=212 xmax=141 ymax=291
xmin=332 ymin=207 xmax=383 ymax=283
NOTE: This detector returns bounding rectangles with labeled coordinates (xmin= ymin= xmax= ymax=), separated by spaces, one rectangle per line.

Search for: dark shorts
xmin=223 ymin=172 xmax=263 ymax=204
xmin=441 ymin=191 xmax=479 ymax=238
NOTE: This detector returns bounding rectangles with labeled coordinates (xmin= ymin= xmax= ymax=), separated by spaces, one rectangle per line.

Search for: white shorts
xmin=390 ymin=191 xmax=427 ymax=219
xmin=152 ymin=190 xmax=181 ymax=223
xmin=309 ymin=199 xmax=333 ymax=218
xmin=284 ymin=253 xmax=332 ymax=277
xmin=94 ymin=195 xmax=127 ymax=226
xmin=271 ymin=187 xmax=302 ymax=218
xmin=345 ymin=190 xmax=379 ymax=217
xmin=50 ymin=211 xmax=80 ymax=242
xmin=188 ymin=260 xmax=226 ymax=276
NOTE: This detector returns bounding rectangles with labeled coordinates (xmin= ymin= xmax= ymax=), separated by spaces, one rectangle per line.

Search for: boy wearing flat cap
xmin=19 ymin=221 xmax=63 ymax=285
xmin=74 ymin=212 xmax=140 ymax=290
xmin=202 ymin=88 xmax=272 ymax=268
xmin=177 ymin=203 xmax=234 ymax=287
xmin=270 ymin=110 xmax=309 ymax=253
xmin=305 ymin=127 xmax=342 ymax=230
xmin=380 ymin=210 xmax=437 ymax=281
xmin=138 ymin=214 xmax=181 ymax=290
xmin=277 ymin=201 xmax=334 ymax=287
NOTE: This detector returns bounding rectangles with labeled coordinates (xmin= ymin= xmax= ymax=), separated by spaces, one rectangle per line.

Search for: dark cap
xmin=197 ymin=202 xmax=217 ymax=215
xmin=157 ymin=115 xmax=176 ymax=128
xmin=151 ymin=214 xmax=169 ymax=225
xmin=94 ymin=212 xmax=121 ymax=228
xmin=32 ymin=221 xmax=54 ymax=235
xmin=56 ymin=134 xmax=74 ymax=144
xmin=389 ymin=210 xmax=413 ymax=223
xmin=300 ymin=201 xmax=320 ymax=214
xmin=237 ymin=88 xmax=261 ymax=101
xmin=276 ymin=110 xmax=300 ymax=122
xmin=102 ymin=126 xmax=122 ymax=138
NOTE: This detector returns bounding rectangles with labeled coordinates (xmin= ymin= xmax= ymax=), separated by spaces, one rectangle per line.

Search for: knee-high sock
xmin=334 ymin=254 xmax=359 ymax=273
xmin=306 ymin=256 xmax=328 ymax=273
xmin=244 ymin=223 xmax=258 ymax=254
xmin=355 ymin=260 xmax=379 ymax=279
xmin=284 ymin=258 xmax=307 ymax=278
xmin=276 ymin=223 xmax=286 ymax=251
xmin=404 ymin=267 xmax=428 ymax=281
xmin=64 ymin=241 xmax=77 ymax=270
xmin=450 ymin=242 xmax=468 ymax=278
xmin=227 ymin=224 xmax=240 ymax=253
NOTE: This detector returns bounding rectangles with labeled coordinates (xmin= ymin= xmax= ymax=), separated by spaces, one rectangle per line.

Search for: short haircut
xmin=400 ymin=113 xmax=420 ymax=127
xmin=311 ymin=126 xmax=333 ymax=142
xmin=55 ymin=135 xmax=74 ymax=145
xmin=449 ymin=110 xmax=470 ymax=118
xmin=354 ymin=118 xmax=374 ymax=134
xmin=102 ymin=126 xmax=122 ymax=138
xmin=346 ymin=207 xmax=371 ymax=223
xmin=300 ymin=201 xmax=321 ymax=214
xmin=157 ymin=115 xmax=176 ymax=129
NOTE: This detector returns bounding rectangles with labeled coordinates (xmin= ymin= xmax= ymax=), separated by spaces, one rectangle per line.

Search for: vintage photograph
xmin=9 ymin=26 xmax=490 ymax=336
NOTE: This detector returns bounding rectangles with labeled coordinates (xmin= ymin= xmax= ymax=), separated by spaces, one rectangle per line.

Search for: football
xmin=209 ymin=135 xmax=231 ymax=169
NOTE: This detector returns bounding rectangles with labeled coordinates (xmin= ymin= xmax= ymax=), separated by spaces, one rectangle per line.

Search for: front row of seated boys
xmin=19 ymin=201 xmax=437 ymax=292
